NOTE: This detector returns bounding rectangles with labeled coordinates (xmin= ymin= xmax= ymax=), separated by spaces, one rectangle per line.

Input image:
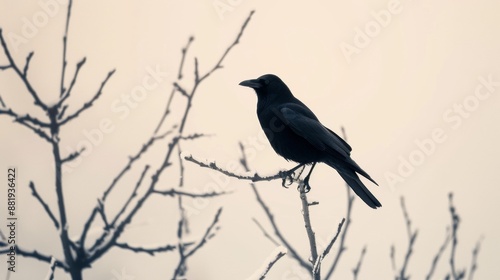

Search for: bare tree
xmin=0 ymin=1 xmax=254 ymax=279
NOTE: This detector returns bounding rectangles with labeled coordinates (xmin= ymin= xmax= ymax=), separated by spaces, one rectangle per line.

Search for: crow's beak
xmin=239 ymin=79 xmax=262 ymax=89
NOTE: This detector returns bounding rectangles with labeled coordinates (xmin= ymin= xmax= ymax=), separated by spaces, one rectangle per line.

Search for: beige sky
xmin=1 ymin=0 xmax=499 ymax=279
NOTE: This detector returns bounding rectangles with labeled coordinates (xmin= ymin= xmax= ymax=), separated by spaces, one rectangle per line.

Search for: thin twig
xmin=153 ymin=188 xmax=231 ymax=198
xmin=59 ymin=0 xmax=73 ymax=96
xmin=246 ymin=247 xmax=287 ymax=280
xmin=298 ymin=183 xmax=320 ymax=280
xmin=184 ymin=154 xmax=285 ymax=182
xmin=426 ymin=228 xmax=451 ymax=280
xmin=43 ymin=257 xmax=57 ymax=280
xmin=449 ymin=193 xmax=465 ymax=280
xmin=172 ymin=208 xmax=223 ymax=279
xmin=0 ymin=29 xmax=47 ymax=110
xmin=58 ymin=69 xmax=116 ymax=125
xmin=252 ymin=218 xmax=280 ymax=247
xmin=352 ymin=246 xmax=367 ymax=280
xmin=28 ymin=181 xmax=60 ymax=229
xmin=115 ymin=242 xmax=176 ymax=256
xmin=238 ymin=143 xmax=311 ymax=271
xmin=396 ymin=197 xmax=418 ymax=280
xmin=177 ymin=36 xmax=194 ymax=80
xmin=321 ymin=218 xmax=346 ymax=258
xmin=110 ymin=165 xmax=150 ymax=227
xmin=58 ymin=57 xmax=87 ymax=108
xmin=467 ymin=237 xmax=482 ymax=280
xmin=0 ymin=244 xmax=68 ymax=270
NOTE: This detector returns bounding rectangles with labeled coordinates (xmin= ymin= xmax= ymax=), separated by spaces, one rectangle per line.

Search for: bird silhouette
xmin=239 ymin=74 xmax=381 ymax=209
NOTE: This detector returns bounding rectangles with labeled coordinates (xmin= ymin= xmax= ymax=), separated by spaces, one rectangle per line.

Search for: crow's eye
xmin=260 ymin=79 xmax=270 ymax=86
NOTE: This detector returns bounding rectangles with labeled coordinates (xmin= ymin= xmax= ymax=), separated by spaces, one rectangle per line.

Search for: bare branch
xmin=352 ymin=246 xmax=367 ymax=280
xmin=29 ymin=181 xmax=60 ymax=229
xmin=325 ymin=185 xmax=354 ymax=278
xmin=58 ymin=57 xmax=87 ymax=108
xmin=43 ymin=257 xmax=57 ymax=280
xmin=110 ymin=165 xmax=150 ymax=227
xmin=0 ymin=94 xmax=5 ymax=107
xmin=247 ymin=246 xmax=287 ymax=280
xmin=173 ymin=82 xmax=189 ymax=97
xmin=467 ymin=237 xmax=482 ymax=280
xmin=298 ymin=183 xmax=320 ymax=279
xmin=102 ymin=129 xmax=173 ymax=201
xmin=0 ymin=243 xmax=68 ymax=271
xmin=184 ymin=154 xmax=285 ymax=182
xmin=60 ymin=0 xmax=73 ymax=96
xmin=252 ymin=218 xmax=280 ymax=247
xmin=395 ymin=197 xmax=418 ymax=280
xmin=61 ymin=147 xmax=85 ymax=164
xmin=115 ymin=242 xmax=176 ymax=256
xmin=426 ymin=228 xmax=451 ymax=280
xmin=153 ymin=187 xmax=231 ymax=198
xmin=197 ymin=10 xmax=255 ymax=83
xmin=172 ymin=208 xmax=223 ymax=279
xmin=177 ymin=36 xmax=194 ymax=80
xmin=449 ymin=193 xmax=465 ymax=280
xmin=238 ymin=143 xmax=311 ymax=271
xmin=0 ymin=29 xmax=47 ymax=110
xmin=321 ymin=218 xmax=345 ymax=258
xmin=186 ymin=207 xmax=223 ymax=258
xmin=58 ymin=69 xmax=116 ymax=126
xmin=23 ymin=51 xmax=34 ymax=76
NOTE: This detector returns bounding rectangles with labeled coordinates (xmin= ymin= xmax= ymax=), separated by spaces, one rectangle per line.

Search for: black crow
xmin=239 ymin=74 xmax=381 ymax=209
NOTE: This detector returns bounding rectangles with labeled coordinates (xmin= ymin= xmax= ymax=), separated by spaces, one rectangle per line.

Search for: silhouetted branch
xmin=184 ymin=154 xmax=286 ymax=182
xmin=59 ymin=0 xmax=73 ymax=96
xmin=352 ymin=246 xmax=367 ymax=280
xmin=153 ymin=188 xmax=231 ymax=198
xmin=110 ymin=165 xmax=150 ymax=227
xmin=467 ymin=238 xmax=482 ymax=280
xmin=23 ymin=51 xmax=34 ymax=76
xmin=321 ymin=218 xmax=345 ymax=259
xmin=247 ymin=246 xmax=287 ymax=280
xmin=61 ymin=148 xmax=85 ymax=164
xmin=238 ymin=143 xmax=311 ymax=272
xmin=0 ymin=243 xmax=68 ymax=271
xmin=177 ymin=36 xmax=194 ymax=80
xmin=173 ymin=82 xmax=189 ymax=97
xmin=172 ymin=208 xmax=223 ymax=279
xmin=58 ymin=57 xmax=86 ymax=108
xmin=448 ymin=193 xmax=465 ymax=280
xmin=115 ymin=242 xmax=176 ymax=256
xmin=252 ymin=218 xmax=280 ymax=247
xmin=393 ymin=197 xmax=418 ymax=280
xmin=29 ymin=181 xmax=60 ymax=229
xmin=196 ymin=10 xmax=255 ymax=83
xmin=0 ymin=29 xmax=47 ymax=110
xmin=426 ymin=228 xmax=451 ymax=280
xmin=298 ymin=183 xmax=320 ymax=280
xmin=44 ymin=257 xmax=57 ymax=280
xmin=58 ymin=69 xmax=116 ymax=125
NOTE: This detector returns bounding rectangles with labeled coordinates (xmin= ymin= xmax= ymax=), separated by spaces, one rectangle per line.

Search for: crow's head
xmin=239 ymin=74 xmax=293 ymax=100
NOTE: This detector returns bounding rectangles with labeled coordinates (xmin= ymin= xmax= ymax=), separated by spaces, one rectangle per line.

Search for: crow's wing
xmin=278 ymin=104 xmax=351 ymax=159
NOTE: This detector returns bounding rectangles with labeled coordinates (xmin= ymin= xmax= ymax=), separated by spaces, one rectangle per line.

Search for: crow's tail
xmin=325 ymin=158 xmax=381 ymax=209
xmin=337 ymin=170 xmax=382 ymax=209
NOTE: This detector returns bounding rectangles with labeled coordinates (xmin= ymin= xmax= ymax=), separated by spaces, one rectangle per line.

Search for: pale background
xmin=0 ymin=0 xmax=499 ymax=279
